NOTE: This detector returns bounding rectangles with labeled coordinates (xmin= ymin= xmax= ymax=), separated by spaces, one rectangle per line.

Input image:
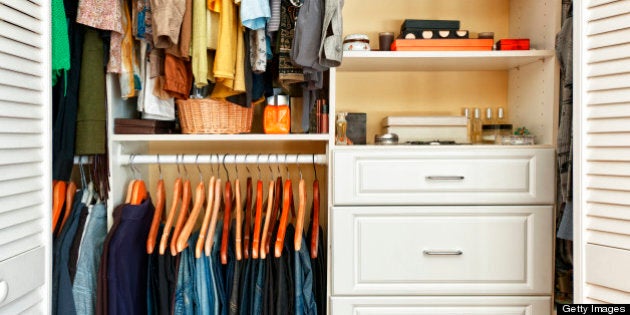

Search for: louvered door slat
xmin=587 ymin=43 xmax=630 ymax=63
xmin=0 ymin=0 xmax=49 ymax=311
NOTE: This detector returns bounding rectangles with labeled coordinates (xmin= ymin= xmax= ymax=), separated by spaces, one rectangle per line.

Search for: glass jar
xmin=481 ymin=124 xmax=513 ymax=144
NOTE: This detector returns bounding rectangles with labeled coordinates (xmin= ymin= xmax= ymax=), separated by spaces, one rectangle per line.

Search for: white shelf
xmin=337 ymin=50 xmax=555 ymax=72
xmin=111 ymin=133 xmax=331 ymax=143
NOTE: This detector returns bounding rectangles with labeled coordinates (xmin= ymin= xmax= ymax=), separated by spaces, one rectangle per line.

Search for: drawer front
xmin=0 ymin=247 xmax=45 ymax=308
xmin=331 ymin=296 xmax=552 ymax=315
xmin=333 ymin=147 xmax=554 ymax=205
xmin=332 ymin=206 xmax=552 ymax=295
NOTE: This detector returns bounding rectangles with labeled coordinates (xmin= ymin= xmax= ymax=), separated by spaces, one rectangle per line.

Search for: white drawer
xmin=332 ymin=147 xmax=555 ymax=205
xmin=332 ymin=206 xmax=552 ymax=295
xmin=0 ymin=247 xmax=45 ymax=308
xmin=331 ymin=296 xmax=552 ymax=315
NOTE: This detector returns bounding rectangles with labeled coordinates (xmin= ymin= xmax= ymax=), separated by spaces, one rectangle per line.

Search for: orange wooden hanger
xmin=234 ymin=176 xmax=242 ymax=261
xmin=170 ymin=177 xmax=192 ymax=255
xmin=260 ymin=179 xmax=275 ymax=259
xmin=52 ymin=180 xmax=66 ymax=232
xmin=146 ymin=177 xmax=165 ymax=254
xmin=176 ymin=177 xmax=205 ymax=252
xmin=204 ymin=177 xmax=222 ymax=256
xmin=266 ymin=175 xmax=282 ymax=254
xmin=159 ymin=156 xmax=183 ymax=255
xmin=125 ymin=179 xmax=136 ymax=204
xmin=310 ymin=178 xmax=320 ymax=259
xmin=243 ymin=177 xmax=252 ymax=259
xmin=159 ymin=177 xmax=181 ymax=255
xmin=130 ymin=179 xmax=148 ymax=205
xmin=251 ymin=162 xmax=264 ymax=259
xmin=294 ymin=177 xmax=306 ymax=251
xmin=177 ymin=158 xmax=207 ymax=252
xmin=196 ymin=176 xmax=216 ymax=258
xmin=274 ymin=178 xmax=293 ymax=257
xmin=220 ymin=156 xmax=233 ymax=264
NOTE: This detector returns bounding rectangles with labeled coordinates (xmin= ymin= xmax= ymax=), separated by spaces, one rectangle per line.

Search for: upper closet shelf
xmin=337 ymin=50 xmax=555 ymax=72
xmin=111 ymin=134 xmax=330 ymax=143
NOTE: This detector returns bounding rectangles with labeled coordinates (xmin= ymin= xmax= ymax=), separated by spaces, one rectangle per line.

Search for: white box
xmin=382 ymin=116 xmax=468 ymax=143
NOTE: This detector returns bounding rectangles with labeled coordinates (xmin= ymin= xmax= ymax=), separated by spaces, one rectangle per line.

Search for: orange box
xmin=391 ymin=39 xmax=494 ymax=51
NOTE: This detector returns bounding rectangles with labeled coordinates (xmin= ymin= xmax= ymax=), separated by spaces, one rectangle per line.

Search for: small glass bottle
xmin=462 ymin=108 xmax=472 ymax=143
xmin=496 ymin=107 xmax=506 ymax=124
xmin=472 ymin=108 xmax=483 ymax=144
xmin=484 ymin=107 xmax=494 ymax=124
xmin=335 ymin=112 xmax=348 ymax=145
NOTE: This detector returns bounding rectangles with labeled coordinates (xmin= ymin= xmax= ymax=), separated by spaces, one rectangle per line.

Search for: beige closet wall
xmin=337 ymin=0 xmax=511 ymax=142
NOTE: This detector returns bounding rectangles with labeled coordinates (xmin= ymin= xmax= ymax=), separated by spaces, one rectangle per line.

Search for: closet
xmin=329 ymin=0 xmax=559 ymax=314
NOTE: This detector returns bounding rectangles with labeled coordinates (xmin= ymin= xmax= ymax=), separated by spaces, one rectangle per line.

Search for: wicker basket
xmin=176 ymin=98 xmax=253 ymax=134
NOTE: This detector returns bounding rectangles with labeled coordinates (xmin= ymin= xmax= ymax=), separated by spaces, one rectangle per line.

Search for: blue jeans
xmin=173 ymin=234 xmax=199 ymax=315
xmin=196 ymin=253 xmax=217 ymax=314
xmin=252 ymin=259 xmax=266 ymax=314
xmin=72 ymin=202 xmax=107 ymax=315
xmin=294 ymin=236 xmax=317 ymax=315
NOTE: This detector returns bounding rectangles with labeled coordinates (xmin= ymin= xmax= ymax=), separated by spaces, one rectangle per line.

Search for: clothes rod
xmin=119 ymin=154 xmax=328 ymax=165
xmin=73 ymin=156 xmax=92 ymax=164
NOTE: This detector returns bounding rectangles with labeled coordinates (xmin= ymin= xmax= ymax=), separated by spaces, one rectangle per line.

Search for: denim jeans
xmin=294 ymin=236 xmax=317 ymax=315
xmin=196 ymin=253 xmax=217 ymax=314
xmin=72 ymin=202 xmax=107 ymax=315
xmin=252 ymin=259 xmax=266 ymax=314
xmin=173 ymin=234 xmax=199 ymax=315
xmin=238 ymin=259 xmax=253 ymax=315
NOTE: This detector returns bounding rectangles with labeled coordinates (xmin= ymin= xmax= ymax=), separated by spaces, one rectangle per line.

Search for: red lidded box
xmin=496 ymin=39 xmax=530 ymax=50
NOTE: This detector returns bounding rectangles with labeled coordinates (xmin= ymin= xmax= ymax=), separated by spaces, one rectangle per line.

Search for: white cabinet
xmin=330 ymin=147 xmax=555 ymax=314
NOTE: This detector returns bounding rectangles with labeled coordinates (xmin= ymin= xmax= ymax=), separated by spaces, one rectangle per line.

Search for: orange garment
xmin=163 ymin=54 xmax=193 ymax=99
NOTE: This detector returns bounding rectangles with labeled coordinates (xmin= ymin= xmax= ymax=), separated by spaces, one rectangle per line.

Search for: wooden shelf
xmin=337 ymin=50 xmax=555 ymax=72
xmin=111 ymin=133 xmax=330 ymax=143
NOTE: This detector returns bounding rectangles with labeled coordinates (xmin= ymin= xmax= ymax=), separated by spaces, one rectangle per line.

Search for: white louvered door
xmin=575 ymin=0 xmax=630 ymax=303
xmin=0 ymin=0 xmax=51 ymax=313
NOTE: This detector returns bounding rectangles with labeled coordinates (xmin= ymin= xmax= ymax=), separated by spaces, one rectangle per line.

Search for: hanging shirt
xmin=150 ymin=0 xmax=187 ymax=48
xmin=192 ymin=0 xmax=209 ymax=87
xmin=240 ymin=0 xmax=270 ymax=30
xmin=76 ymin=0 xmax=124 ymax=33
xmin=51 ymin=0 xmax=70 ymax=85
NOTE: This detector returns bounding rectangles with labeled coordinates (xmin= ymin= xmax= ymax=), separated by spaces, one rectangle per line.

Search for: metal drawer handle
xmin=423 ymin=250 xmax=463 ymax=256
xmin=0 ymin=280 xmax=8 ymax=304
xmin=425 ymin=176 xmax=465 ymax=181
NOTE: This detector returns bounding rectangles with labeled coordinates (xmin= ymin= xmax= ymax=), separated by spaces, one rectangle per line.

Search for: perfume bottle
xmin=472 ymin=108 xmax=483 ymax=144
xmin=335 ymin=112 xmax=348 ymax=145
xmin=462 ymin=107 xmax=472 ymax=143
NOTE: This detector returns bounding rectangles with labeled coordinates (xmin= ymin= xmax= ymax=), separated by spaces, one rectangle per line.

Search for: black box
xmin=400 ymin=19 xmax=460 ymax=31
xmin=346 ymin=113 xmax=367 ymax=145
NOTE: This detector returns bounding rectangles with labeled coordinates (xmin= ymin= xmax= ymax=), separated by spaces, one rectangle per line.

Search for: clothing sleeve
xmin=150 ymin=0 xmax=187 ymax=48
xmin=318 ymin=0 xmax=343 ymax=68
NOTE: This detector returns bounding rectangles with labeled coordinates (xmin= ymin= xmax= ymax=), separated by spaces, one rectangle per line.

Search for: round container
xmin=378 ymin=32 xmax=394 ymax=51
xmin=375 ymin=133 xmax=399 ymax=145
xmin=343 ymin=34 xmax=371 ymax=51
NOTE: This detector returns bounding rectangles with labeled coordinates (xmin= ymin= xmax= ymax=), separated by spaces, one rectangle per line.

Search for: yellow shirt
xmin=211 ymin=0 xmax=245 ymax=98
xmin=192 ymin=0 xmax=208 ymax=87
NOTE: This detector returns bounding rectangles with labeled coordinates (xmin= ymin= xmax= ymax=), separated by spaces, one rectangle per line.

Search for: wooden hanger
xmin=52 ymin=180 xmax=66 ymax=233
xmin=159 ymin=156 xmax=183 ymax=255
xmin=170 ymin=177 xmax=192 ymax=255
xmin=130 ymin=178 xmax=148 ymax=205
xmin=146 ymin=177 xmax=165 ymax=254
xmin=220 ymin=156 xmax=233 ymax=264
xmin=310 ymin=176 xmax=320 ymax=258
xmin=260 ymin=179 xmax=275 ymax=259
xmin=60 ymin=181 xmax=77 ymax=232
xmin=204 ymin=177 xmax=222 ymax=256
xmin=243 ymin=177 xmax=252 ymax=259
xmin=294 ymin=177 xmax=306 ymax=251
xmin=196 ymin=176 xmax=216 ymax=258
xmin=251 ymin=159 xmax=264 ymax=259
xmin=234 ymin=176 xmax=242 ymax=261
xmin=176 ymin=157 xmax=207 ymax=252
xmin=266 ymin=175 xmax=282 ymax=254
xmin=274 ymin=178 xmax=292 ymax=257
xmin=125 ymin=179 xmax=136 ymax=204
